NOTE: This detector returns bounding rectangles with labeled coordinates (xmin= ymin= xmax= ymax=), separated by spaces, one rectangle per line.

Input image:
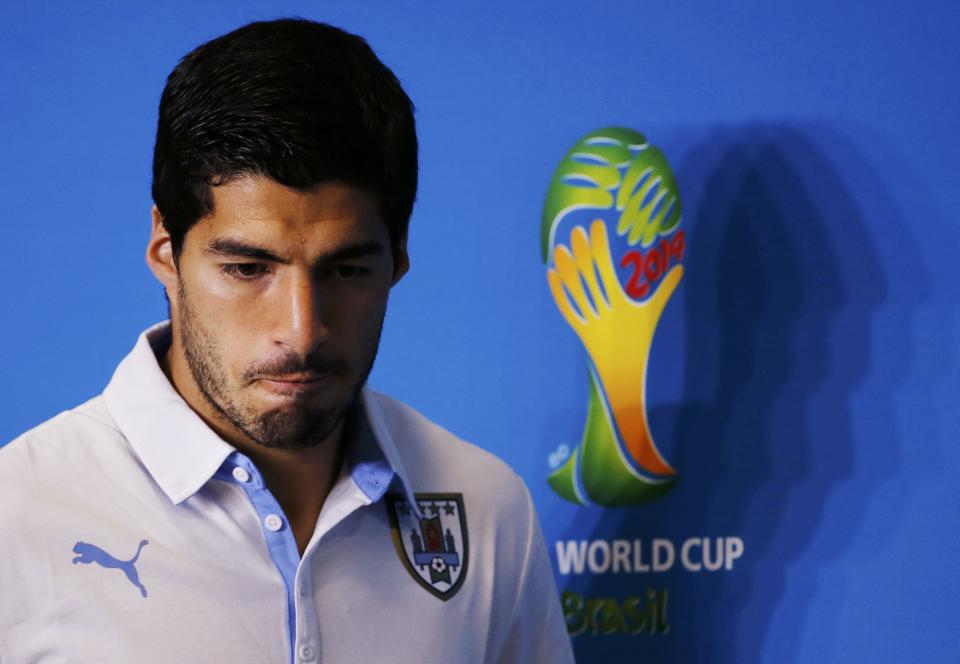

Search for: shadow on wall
xmin=570 ymin=125 xmax=919 ymax=663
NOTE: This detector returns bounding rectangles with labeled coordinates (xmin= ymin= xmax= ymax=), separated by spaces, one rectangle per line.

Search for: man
xmin=0 ymin=19 xmax=574 ymax=663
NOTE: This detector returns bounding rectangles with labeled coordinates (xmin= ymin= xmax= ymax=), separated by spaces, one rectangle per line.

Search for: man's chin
xmin=242 ymin=391 xmax=357 ymax=449
xmin=233 ymin=366 xmax=370 ymax=449
xmin=246 ymin=411 xmax=342 ymax=449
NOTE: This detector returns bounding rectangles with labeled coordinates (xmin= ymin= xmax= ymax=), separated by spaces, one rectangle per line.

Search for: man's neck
xmin=160 ymin=339 xmax=347 ymax=556
xmin=241 ymin=432 xmax=347 ymax=556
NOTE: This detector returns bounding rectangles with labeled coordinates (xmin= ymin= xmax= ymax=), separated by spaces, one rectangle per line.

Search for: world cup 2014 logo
xmin=543 ymin=127 xmax=685 ymax=506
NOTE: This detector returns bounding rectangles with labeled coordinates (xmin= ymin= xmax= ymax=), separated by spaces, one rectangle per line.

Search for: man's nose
xmin=274 ymin=271 xmax=328 ymax=356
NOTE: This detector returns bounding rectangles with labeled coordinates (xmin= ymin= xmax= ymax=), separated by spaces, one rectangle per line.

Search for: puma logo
xmin=72 ymin=539 xmax=150 ymax=598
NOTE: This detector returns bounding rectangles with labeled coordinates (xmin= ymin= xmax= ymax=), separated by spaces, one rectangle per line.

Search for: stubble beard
xmin=176 ymin=283 xmax=382 ymax=450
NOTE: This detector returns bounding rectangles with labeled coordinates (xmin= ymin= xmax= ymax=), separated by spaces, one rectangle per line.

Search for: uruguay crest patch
xmin=387 ymin=493 xmax=468 ymax=601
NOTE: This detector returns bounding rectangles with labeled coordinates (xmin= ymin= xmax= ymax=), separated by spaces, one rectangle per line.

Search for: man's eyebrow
xmin=206 ymin=238 xmax=287 ymax=262
xmin=322 ymin=240 xmax=385 ymax=262
xmin=205 ymin=238 xmax=385 ymax=263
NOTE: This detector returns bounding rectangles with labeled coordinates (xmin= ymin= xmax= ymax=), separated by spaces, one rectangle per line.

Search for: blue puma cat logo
xmin=72 ymin=539 xmax=149 ymax=598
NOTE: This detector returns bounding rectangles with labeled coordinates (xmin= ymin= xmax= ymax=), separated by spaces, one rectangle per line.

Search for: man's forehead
xmin=189 ymin=175 xmax=389 ymax=256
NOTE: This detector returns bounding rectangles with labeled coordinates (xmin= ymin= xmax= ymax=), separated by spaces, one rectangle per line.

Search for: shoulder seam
xmin=0 ymin=396 xmax=117 ymax=455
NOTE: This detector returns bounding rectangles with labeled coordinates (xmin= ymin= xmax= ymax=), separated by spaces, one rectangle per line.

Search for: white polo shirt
xmin=0 ymin=323 xmax=574 ymax=664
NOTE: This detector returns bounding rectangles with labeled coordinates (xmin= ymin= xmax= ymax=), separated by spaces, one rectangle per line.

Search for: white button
xmin=232 ymin=467 xmax=250 ymax=483
xmin=298 ymin=643 xmax=316 ymax=661
xmin=264 ymin=514 xmax=283 ymax=532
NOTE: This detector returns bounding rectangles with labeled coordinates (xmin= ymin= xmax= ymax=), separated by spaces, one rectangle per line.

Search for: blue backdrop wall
xmin=2 ymin=2 xmax=957 ymax=662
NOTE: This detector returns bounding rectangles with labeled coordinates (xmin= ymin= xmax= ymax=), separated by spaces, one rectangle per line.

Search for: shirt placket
xmin=292 ymin=562 xmax=319 ymax=663
xmin=217 ymin=453 xmax=302 ymax=664
xmin=215 ymin=434 xmax=400 ymax=664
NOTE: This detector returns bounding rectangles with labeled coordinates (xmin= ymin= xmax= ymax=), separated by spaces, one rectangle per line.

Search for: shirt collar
xmin=355 ymin=390 xmax=422 ymax=518
xmin=103 ymin=321 xmax=419 ymax=514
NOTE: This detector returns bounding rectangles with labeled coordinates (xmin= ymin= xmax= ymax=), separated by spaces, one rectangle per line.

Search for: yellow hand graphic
xmin=547 ymin=219 xmax=682 ymax=476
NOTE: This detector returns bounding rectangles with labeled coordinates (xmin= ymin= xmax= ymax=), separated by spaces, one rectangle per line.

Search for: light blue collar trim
xmin=358 ymin=390 xmax=422 ymax=519
xmin=347 ymin=408 xmax=395 ymax=503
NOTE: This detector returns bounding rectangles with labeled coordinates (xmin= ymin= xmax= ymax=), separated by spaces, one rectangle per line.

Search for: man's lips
xmin=254 ymin=374 xmax=332 ymax=395
xmin=258 ymin=373 xmax=327 ymax=384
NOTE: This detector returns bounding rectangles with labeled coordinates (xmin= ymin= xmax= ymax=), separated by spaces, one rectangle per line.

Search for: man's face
xmin=166 ymin=175 xmax=404 ymax=449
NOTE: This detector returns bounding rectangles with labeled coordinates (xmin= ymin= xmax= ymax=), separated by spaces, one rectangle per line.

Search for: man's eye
xmin=332 ymin=265 xmax=368 ymax=281
xmin=222 ymin=263 xmax=269 ymax=280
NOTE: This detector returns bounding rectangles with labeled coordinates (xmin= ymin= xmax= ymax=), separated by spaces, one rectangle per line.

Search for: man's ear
xmin=146 ymin=206 xmax=178 ymax=294
xmin=391 ymin=235 xmax=409 ymax=285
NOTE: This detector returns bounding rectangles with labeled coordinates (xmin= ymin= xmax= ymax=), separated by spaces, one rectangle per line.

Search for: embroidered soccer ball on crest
xmin=386 ymin=493 xmax=469 ymax=601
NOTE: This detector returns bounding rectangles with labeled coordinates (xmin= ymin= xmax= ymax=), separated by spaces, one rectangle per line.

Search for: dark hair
xmin=152 ymin=18 xmax=417 ymax=262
